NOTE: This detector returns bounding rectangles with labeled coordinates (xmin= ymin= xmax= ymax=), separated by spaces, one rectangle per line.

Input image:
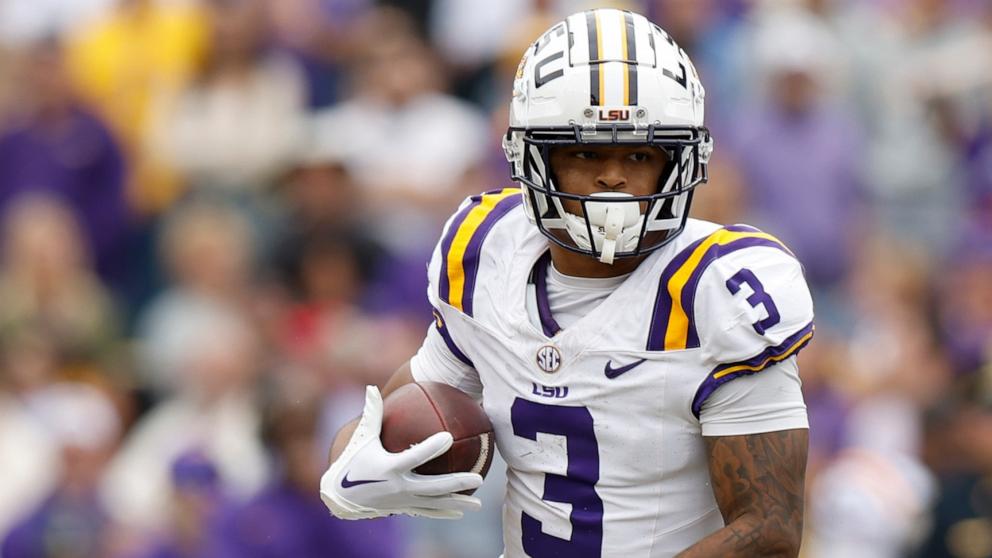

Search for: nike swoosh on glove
xmin=319 ymin=385 xmax=484 ymax=520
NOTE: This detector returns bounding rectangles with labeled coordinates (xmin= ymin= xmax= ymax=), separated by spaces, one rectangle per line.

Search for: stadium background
xmin=0 ymin=0 xmax=990 ymax=556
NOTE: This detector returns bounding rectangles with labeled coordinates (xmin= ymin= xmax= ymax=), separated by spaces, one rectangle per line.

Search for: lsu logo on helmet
xmin=503 ymin=9 xmax=713 ymax=264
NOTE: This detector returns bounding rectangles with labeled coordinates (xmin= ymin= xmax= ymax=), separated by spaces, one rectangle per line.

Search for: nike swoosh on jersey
xmin=604 ymin=358 xmax=648 ymax=379
xmin=341 ymin=472 xmax=387 ymax=489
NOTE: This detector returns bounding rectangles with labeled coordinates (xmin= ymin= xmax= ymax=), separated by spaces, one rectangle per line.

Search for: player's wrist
xmin=328 ymin=417 xmax=361 ymax=464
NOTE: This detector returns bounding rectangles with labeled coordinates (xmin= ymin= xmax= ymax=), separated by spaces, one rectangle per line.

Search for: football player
xmin=320 ymin=8 xmax=813 ymax=557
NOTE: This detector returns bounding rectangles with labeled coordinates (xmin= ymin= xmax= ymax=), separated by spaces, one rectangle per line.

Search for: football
xmin=380 ymin=381 xmax=494 ymax=483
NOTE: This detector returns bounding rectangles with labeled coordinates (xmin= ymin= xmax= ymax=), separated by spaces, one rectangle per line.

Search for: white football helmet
xmin=503 ymin=8 xmax=712 ymax=264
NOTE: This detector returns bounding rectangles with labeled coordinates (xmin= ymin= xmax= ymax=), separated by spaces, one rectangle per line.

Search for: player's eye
xmin=628 ymin=151 xmax=651 ymax=162
xmin=574 ymin=151 xmax=598 ymax=160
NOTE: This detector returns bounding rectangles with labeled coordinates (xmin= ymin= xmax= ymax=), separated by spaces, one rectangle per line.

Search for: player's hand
xmin=319 ymin=385 xmax=484 ymax=520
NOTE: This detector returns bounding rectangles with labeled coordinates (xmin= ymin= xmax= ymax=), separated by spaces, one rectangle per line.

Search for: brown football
xmin=380 ymin=381 xmax=494 ymax=483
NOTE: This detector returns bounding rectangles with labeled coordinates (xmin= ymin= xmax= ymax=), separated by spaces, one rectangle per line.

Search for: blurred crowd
xmin=0 ymin=0 xmax=990 ymax=557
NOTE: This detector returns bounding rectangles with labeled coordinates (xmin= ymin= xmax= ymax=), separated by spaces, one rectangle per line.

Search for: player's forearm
xmin=674 ymin=514 xmax=801 ymax=558
xmin=328 ymin=418 xmax=360 ymax=464
xmin=328 ymin=362 xmax=417 ymax=464
xmin=681 ymin=430 xmax=807 ymax=557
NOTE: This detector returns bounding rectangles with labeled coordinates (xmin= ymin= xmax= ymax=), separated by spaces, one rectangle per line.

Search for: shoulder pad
xmin=427 ymin=187 xmax=522 ymax=316
xmin=647 ymin=224 xmax=811 ymax=352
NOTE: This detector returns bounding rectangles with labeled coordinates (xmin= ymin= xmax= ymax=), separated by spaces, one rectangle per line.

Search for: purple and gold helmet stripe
xmin=586 ymin=10 xmax=602 ymax=106
xmin=690 ymin=321 xmax=815 ymax=417
xmin=584 ymin=9 xmax=641 ymax=107
xmin=439 ymin=188 xmax=522 ymax=316
xmin=622 ymin=11 xmax=638 ymax=106
xmin=647 ymin=226 xmax=794 ymax=351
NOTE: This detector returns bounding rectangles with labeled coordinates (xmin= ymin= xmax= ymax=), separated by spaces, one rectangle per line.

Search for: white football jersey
xmin=410 ymin=188 xmax=814 ymax=557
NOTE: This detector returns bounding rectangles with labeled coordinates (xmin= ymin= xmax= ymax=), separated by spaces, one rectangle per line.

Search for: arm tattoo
xmin=678 ymin=429 xmax=808 ymax=557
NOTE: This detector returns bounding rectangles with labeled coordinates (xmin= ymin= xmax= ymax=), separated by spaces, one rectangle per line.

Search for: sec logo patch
xmin=536 ymin=345 xmax=562 ymax=373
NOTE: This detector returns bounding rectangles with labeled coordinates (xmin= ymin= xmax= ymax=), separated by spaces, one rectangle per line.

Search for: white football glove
xmin=319 ymin=385 xmax=484 ymax=520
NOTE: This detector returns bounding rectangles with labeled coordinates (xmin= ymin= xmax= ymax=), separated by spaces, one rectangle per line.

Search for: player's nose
xmin=595 ymin=159 xmax=627 ymax=191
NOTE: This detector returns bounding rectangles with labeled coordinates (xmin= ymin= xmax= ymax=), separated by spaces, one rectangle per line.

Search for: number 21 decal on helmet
xmin=503 ymin=9 xmax=713 ymax=264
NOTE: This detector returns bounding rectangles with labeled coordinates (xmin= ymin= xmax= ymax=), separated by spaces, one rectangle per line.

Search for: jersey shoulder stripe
xmin=438 ymin=187 xmax=522 ymax=316
xmin=647 ymin=224 xmax=794 ymax=351
xmin=432 ymin=308 xmax=474 ymax=367
xmin=690 ymin=321 xmax=814 ymax=417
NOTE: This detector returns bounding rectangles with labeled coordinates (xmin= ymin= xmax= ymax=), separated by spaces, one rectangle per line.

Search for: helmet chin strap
xmin=582 ymin=193 xmax=642 ymax=265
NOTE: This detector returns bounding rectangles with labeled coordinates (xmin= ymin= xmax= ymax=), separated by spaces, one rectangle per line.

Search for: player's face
xmin=549 ymin=145 xmax=669 ymax=215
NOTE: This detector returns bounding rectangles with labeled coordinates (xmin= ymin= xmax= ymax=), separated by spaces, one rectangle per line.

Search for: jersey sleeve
xmin=691 ymin=232 xmax=815 ymax=419
xmin=698 ymin=356 xmax=808 ymax=436
xmin=409 ymin=201 xmax=483 ymax=399
xmin=409 ymin=317 xmax=482 ymax=399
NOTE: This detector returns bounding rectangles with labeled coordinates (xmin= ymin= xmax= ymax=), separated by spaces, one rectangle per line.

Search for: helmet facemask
xmin=505 ymin=123 xmax=712 ymax=264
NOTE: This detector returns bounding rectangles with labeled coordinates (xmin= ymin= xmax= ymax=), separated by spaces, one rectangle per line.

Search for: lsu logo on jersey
xmin=532 ymin=382 xmax=569 ymax=399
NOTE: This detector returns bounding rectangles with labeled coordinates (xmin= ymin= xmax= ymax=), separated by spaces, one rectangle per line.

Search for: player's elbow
xmin=722 ymin=510 xmax=803 ymax=557
xmin=760 ymin=521 xmax=803 ymax=558
xmin=764 ymin=539 xmax=801 ymax=558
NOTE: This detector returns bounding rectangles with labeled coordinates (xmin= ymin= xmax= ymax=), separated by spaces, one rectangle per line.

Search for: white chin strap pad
xmin=579 ymin=192 xmax=642 ymax=264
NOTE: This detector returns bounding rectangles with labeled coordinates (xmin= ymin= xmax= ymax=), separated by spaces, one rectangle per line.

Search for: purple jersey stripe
xmin=724 ymin=224 xmax=762 ymax=233
xmin=680 ymin=237 xmax=793 ymax=348
xmin=432 ymin=309 xmax=473 ymax=367
xmin=531 ymin=251 xmax=562 ymax=337
xmin=691 ymin=321 xmax=815 ymax=418
xmin=646 ymin=234 xmax=710 ymax=350
xmin=460 ymin=194 xmax=523 ymax=316
xmin=438 ymin=199 xmax=483 ymax=306
xmin=646 ymin=228 xmax=793 ymax=351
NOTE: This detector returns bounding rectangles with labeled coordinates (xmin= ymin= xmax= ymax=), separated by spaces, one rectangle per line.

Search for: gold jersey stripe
xmin=445 ymin=188 xmax=519 ymax=311
xmin=664 ymin=229 xmax=788 ymax=351
xmin=713 ymin=330 xmax=815 ymax=379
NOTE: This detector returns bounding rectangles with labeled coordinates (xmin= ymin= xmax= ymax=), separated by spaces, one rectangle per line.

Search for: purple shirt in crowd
xmin=216 ymin=480 xmax=407 ymax=558
xmin=0 ymin=107 xmax=130 ymax=283
xmin=727 ymin=103 xmax=866 ymax=288
xmin=2 ymin=491 xmax=111 ymax=558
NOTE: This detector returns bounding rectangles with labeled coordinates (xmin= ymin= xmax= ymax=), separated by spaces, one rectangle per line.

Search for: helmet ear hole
xmin=656 ymin=197 xmax=676 ymax=220
xmin=542 ymin=182 xmax=562 ymax=219
xmin=540 ymin=194 xmax=561 ymax=219
xmin=656 ymin=157 xmax=678 ymax=195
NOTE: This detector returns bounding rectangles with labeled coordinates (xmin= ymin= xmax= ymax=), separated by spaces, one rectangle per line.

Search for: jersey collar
xmin=530 ymin=251 xmax=562 ymax=337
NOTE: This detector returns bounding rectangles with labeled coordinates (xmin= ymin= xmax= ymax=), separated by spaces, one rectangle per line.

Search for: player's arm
xmin=318 ymin=359 xmax=482 ymax=520
xmin=327 ymin=362 xmax=415 ymax=463
xmin=321 ymin=294 xmax=482 ymax=520
xmin=321 ymin=199 xmax=485 ymax=520
xmin=676 ymin=236 xmax=813 ymax=555
xmin=676 ymin=429 xmax=808 ymax=558
xmin=327 ymin=303 xmax=479 ymax=463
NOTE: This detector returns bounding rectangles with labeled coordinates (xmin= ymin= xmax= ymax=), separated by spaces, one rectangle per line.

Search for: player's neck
xmin=548 ymin=244 xmax=646 ymax=278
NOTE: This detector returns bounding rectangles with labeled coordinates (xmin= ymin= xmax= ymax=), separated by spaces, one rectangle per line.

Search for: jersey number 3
xmin=726 ymin=268 xmax=780 ymax=335
xmin=511 ymin=398 xmax=603 ymax=557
